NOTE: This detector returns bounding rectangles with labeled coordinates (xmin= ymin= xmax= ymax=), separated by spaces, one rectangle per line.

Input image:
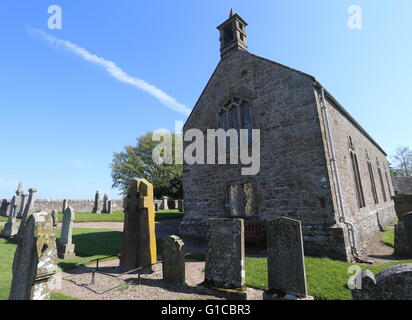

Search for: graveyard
xmin=1 ymin=2 xmax=412 ymax=307
xmin=1 ymin=181 xmax=412 ymax=301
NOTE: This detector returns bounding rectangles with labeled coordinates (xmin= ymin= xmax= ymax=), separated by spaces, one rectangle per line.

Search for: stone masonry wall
xmin=180 ymin=49 xmax=346 ymax=259
xmin=32 ymin=199 xmax=124 ymax=213
xmin=314 ymin=90 xmax=397 ymax=255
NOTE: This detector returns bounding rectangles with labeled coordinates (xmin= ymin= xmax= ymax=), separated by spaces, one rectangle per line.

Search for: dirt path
xmin=360 ymin=227 xmax=398 ymax=264
xmin=56 ymin=258 xmax=263 ymax=300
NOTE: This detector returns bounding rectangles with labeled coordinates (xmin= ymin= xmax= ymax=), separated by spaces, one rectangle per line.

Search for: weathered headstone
xmin=101 ymin=194 xmax=109 ymax=214
xmin=9 ymin=211 xmax=58 ymax=300
xmin=16 ymin=192 xmax=27 ymax=219
xmin=352 ymin=264 xmax=412 ymax=300
xmin=15 ymin=188 xmax=38 ymax=242
xmin=0 ymin=199 xmax=10 ymax=217
xmin=160 ymin=196 xmax=169 ymax=210
xmin=92 ymin=191 xmax=100 ymax=213
xmin=395 ymin=212 xmax=412 ymax=258
xmin=1 ymin=204 xmax=18 ymax=238
xmin=162 ymin=235 xmax=185 ymax=285
xmin=5 ymin=196 xmax=16 ymax=217
xmin=107 ymin=200 xmax=113 ymax=214
xmin=120 ymin=179 xmax=157 ymax=273
xmin=51 ymin=210 xmax=58 ymax=228
xmin=178 ymin=199 xmax=184 ymax=213
xmin=58 ymin=207 xmax=76 ymax=259
xmin=204 ymin=218 xmax=245 ymax=289
xmin=264 ymin=217 xmax=310 ymax=300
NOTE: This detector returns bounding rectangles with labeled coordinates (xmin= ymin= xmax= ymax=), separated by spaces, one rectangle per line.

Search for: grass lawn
xmin=56 ymin=209 xmax=183 ymax=223
xmin=381 ymin=230 xmax=395 ymax=247
xmin=0 ymin=216 xmax=7 ymax=222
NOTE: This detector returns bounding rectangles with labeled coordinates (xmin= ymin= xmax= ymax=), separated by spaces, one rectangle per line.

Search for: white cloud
xmin=29 ymin=29 xmax=191 ymax=116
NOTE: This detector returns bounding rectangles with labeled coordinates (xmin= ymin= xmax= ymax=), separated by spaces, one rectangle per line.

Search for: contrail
xmin=29 ymin=29 xmax=191 ymax=116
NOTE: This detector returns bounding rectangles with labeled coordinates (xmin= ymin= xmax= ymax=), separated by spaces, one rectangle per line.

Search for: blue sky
xmin=0 ymin=0 xmax=410 ymax=199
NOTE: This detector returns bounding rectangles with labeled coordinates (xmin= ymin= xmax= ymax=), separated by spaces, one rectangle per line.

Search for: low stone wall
xmin=32 ymin=199 xmax=124 ymax=213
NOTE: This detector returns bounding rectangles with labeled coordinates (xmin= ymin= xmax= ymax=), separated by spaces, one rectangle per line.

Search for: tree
xmin=110 ymin=132 xmax=183 ymax=199
xmin=390 ymin=146 xmax=412 ymax=176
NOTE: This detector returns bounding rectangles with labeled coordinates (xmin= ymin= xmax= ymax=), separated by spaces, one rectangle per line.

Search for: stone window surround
xmin=217 ymin=96 xmax=253 ymax=152
xmin=366 ymin=150 xmax=379 ymax=205
xmin=376 ymin=158 xmax=388 ymax=203
xmin=348 ymin=137 xmax=366 ymax=209
xmin=223 ymin=178 xmax=258 ymax=219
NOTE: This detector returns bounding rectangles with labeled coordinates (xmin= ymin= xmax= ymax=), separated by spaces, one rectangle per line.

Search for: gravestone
xmin=16 ymin=193 xmax=27 ymax=219
xmin=395 ymin=212 xmax=412 ymax=258
xmin=264 ymin=217 xmax=310 ymax=300
xmin=204 ymin=218 xmax=245 ymax=289
xmin=1 ymin=204 xmax=18 ymax=238
xmin=101 ymin=194 xmax=109 ymax=214
xmin=178 ymin=199 xmax=184 ymax=213
xmin=51 ymin=210 xmax=58 ymax=229
xmin=160 ymin=196 xmax=169 ymax=210
xmin=9 ymin=211 xmax=58 ymax=300
xmin=120 ymin=179 xmax=157 ymax=273
xmin=162 ymin=235 xmax=185 ymax=285
xmin=0 ymin=199 xmax=10 ymax=216
xmin=352 ymin=264 xmax=412 ymax=300
xmin=62 ymin=199 xmax=68 ymax=214
xmin=15 ymin=188 xmax=38 ymax=242
xmin=5 ymin=196 xmax=16 ymax=217
xmin=92 ymin=191 xmax=100 ymax=213
xmin=108 ymin=200 xmax=113 ymax=214
xmin=58 ymin=207 xmax=75 ymax=259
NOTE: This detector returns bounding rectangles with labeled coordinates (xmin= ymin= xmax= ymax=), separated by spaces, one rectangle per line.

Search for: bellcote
xmin=217 ymin=9 xmax=248 ymax=57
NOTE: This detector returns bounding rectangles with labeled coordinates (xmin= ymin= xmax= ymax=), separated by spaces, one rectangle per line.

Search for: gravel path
xmin=55 ymin=258 xmax=263 ymax=300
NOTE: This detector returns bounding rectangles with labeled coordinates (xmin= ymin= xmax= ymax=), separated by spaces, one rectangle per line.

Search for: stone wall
xmin=317 ymin=89 xmax=397 ymax=255
xmin=32 ymin=199 xmax=124 ymax=213
xmin=180 ymin=48 xmax=396 ymax=262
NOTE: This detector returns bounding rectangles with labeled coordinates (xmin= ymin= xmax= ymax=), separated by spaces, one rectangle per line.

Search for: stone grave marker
xmin=204 ymin=218 xmax=245 ymax=289
xmin=120 ymin=178 xmax=157 ymax=273
xmin=265 ymin=217 xmax=311 ymax=300
xmin=9 ymin=211 xmax=58 ymax=300
xmin=92 ymin=191 xmax=100 ymax=213
xmin=162 ymin=235 xmax=185 ymax=285
xmin=15 ymin=188 xmax=37 ymax=242
xmin=58 ymin=207 xmax=76 ymax=259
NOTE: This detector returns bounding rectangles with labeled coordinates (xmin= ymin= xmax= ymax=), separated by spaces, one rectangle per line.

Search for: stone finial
xmin=162 ymin=235 xmax=186 ymax=285
xmin=120 ymin=178 xmax=157 ymax=273
xmin=9 ymin=211 xmax=58 ymax=300
xmin=229 ymin=8 xmax=234 ymax=17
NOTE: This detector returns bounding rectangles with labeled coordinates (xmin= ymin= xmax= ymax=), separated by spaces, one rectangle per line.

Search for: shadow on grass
xmin=58 ymin=230 xmax=122 ymax=270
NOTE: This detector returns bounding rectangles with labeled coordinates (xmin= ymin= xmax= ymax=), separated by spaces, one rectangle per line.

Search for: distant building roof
xmin=392 ymin=176 xmax=412 ymax=195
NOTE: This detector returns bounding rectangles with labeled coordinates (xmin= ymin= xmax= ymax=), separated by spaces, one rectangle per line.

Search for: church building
xmin=179 ymin=10 xmax=396 ymax=262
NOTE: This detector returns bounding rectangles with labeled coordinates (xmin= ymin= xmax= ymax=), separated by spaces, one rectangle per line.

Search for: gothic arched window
xmin=349 ymin=137 xmax=365 ymax=209
xmin=376 ymin=159 xmax=387 ymax=202
xmin=366 ymin=150 xmax=379 ymax=204
xmin=218 ymin=97 xmax=252 ymax=147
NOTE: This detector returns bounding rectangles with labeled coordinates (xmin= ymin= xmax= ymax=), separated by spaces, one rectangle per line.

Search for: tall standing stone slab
xmin=5 ymin=196 xmax=16 ymax=218
xmin=92 ymin=191 xmax=100 ymax=213
xmin=178 ymin=199 xmax=184 ymax=213
xmin=9 ymin=211 xmax=58 ymax=300
xmin=101 ymin=194 xmax=109 ymax=213
xmin=120 ymin=179 xmax=157 ymax=273
xmin=0 ymin=199 xmax=9 ymax=217
xmin=395 ymin=212 xmax=412 ymax=258
xmin=1 ymin=205 xmax=18 ymax=238
xmin=160 ymin=196 xmax=169 ymax=210
xmin=204 ymin=218 xmax=245 ymax=289
xmin=265 ymin=217 xmax=309 ymax=299
xmin=15 ymin=188 xmax=38 ymax=242
xmin=162 ymin=235 xmax=185 ymax=285
xmin=58 ymin=207 xmax=76 ymax=259
xmin=108 ymin=200 xmax=113 ymax=214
